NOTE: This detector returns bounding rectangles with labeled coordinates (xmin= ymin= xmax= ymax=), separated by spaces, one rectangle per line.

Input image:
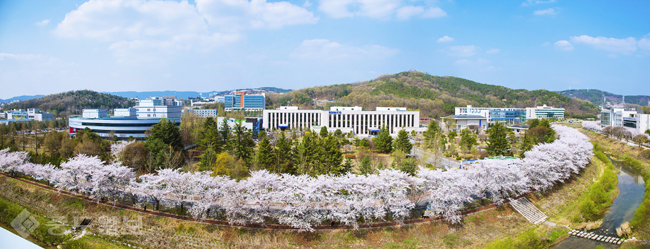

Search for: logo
xmin=329 ymin=111 xmax=342 ymax=114
xmin=10 ymin=209 xmax=40 ymax=238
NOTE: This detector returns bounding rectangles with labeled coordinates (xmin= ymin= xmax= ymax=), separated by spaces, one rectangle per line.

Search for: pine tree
xmin=518 ymin=133 xmax=537 ymax=158
xmin=219 ymin=117 xmax=230 ymax=150
xmin=230 ymin=121 xmax=254 ymax=162
xmin=320 ymin=126 xmax=329 ymax=138
xmin=276 ymin=132 xmax=295 ymax=174
xmin=198 ymin=146 xmax=217 ymax=171
xmin=373 ymin=125 xmax=393 ymax=153
xmin=256 ymin=136 xmax=276 ymax=172
xmin=148 ymin=119 xmax=182 ymax=150
xmin=423 ymin=120 xmax=439 ymax=148
xmin=342 ymin=157 xmax=353 ymax=174
xmin=459 ymin=128 xmax=476 ymax=154
xmin=486 ymin=123 xmax=509 ymax=156
xmin=359 ymin=155 xmax=373 ymax=175
xmin=322 ymin=135 xmax=343 ymax=175
xmin=395 ymin=129 xmax=413 ymax=153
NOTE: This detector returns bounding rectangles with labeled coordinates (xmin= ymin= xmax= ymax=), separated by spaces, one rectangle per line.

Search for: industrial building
xmin=5 ymin=108 xmax=54 ymax=122
xmin=68 ymin=100 xmax=181 ymax=139
xmin=262 ymin=106 xmax=421 ymax=136
xmin=449 ymin=104 xmax=565 ymax=131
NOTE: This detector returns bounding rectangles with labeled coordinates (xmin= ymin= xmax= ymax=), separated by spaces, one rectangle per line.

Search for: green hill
xmin=2 ymin=90 xmax=136 ymax=117
xmin=267 ymin=70 xmax=599 ymax=119
xmin=558 ymin=89 xmax=650 ymax=107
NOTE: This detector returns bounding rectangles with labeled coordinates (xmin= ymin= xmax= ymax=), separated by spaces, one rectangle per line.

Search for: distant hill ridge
xmin=557 ymin=89 xmax=650 ymax=107
xmin=266 ymin=70 xmax=600 ymax=119
xmin=0 ymin=87 xmax=292 ymax=103
xmin=1 ymin=90 xmax=136 ymax=117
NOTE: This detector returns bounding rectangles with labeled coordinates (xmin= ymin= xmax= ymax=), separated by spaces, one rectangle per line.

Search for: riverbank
xmin=585 ymin=131 xmax=650 ymax=242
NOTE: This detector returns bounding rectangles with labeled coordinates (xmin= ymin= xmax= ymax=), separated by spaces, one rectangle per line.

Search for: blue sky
xmin=1 ymin=0 xmax=649 ymax=99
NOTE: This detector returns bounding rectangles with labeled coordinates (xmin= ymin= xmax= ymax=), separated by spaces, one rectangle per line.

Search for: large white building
xmin=263 ymin=106 xmax=421 ymax=136
xmin=601 ymin=107 xmax=650 ymax=134
xmin=69 ymin=101 xmax=181 ymax=140
xmin=525 ymin=104 xmax=565 ymax=120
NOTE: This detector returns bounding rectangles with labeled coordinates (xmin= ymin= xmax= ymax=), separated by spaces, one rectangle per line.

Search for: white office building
xmin=263 ymin=106 xmax=421 ymax=136
xmin=69 ymin=102 xmax=181 ymax=140
xmin=601 ymin=107 xmax=650 ymax=134
xmin=525 ymin=104 xmax=565 ymax=120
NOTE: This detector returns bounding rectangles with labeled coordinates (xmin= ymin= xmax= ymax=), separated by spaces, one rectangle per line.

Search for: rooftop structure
xmin=263 ymin=106 xmax=421 ymax=136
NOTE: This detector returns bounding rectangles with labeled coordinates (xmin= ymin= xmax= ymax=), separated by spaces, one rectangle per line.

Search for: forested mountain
xmin=0 ymin=94 xmax=45 ymax=103
xmin=267 ymin=70 xmax=599 ymax=119
xmin=1 ymin=90 xmax=136 ymax=117
xmin=558 ymin=89 xmax=650 ymax=107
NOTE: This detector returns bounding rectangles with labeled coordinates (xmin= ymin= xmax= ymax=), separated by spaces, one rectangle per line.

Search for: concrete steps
xmin=509 ymin=197 xmax=547 ymax=225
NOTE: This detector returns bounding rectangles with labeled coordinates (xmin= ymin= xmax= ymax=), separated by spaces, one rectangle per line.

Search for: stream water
xmin=552 ymin=159 xmax=646 ymax=249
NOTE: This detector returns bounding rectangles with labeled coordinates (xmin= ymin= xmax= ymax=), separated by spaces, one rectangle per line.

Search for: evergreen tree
xmin=322 ymin=135 xmax=343 ymax=174
xmin=320 ymin=126 xmax=329 ymax=138
xmin=423 ymin=120 xmax=439 ymax=148
xmin=219 ymin=118 xmax=230 ymax=150
xmin=198 ymin=117 xmax=221 ymax=151
xmin=148 ymin=119 xmax=183 ymax=150
xmin=395 ymin=129 xmax=413 ymax=153
xmin=377 ymin=161 xmax=384 ymax=170
xmin=359 ymin=155 xmax=373 ymax=175
xmin=459 ymin=128 xmax=476 ymax=153
xmin=276 ymin=132 xmax=295 ymax=174
xmin=342 ymin=157 xmax=353 ymax=174
xmin=518 ymin=133 xmax=537 ymax=158
xmin=486 ymin=123 xmax=509 ymax=156
xmin=448 ymin=130 xmax=457 ymax=141
xmin=230 ymin=121 xmax=254 ymax=162
xmin=334 ymin=129 xmax=342 ymax=138
xmin=256 ymin=136 xmax=276 ymax=172
xmin=373 ymin=125 xmax=393 ymax=153
xmin=198 ymin=146 xmax=217 ymax=171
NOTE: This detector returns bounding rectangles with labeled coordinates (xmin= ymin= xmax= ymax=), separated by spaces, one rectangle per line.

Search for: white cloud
xmin=396 ymin=6 xmax=424 ymax=20
xmin=570 ymin=35 xmax=637 ymax=54
xmin=318 ymin=0 xmax=445 ymax=19
xmin=542 ymin=42 xmax=550 ymax=46
xmin=521 ymin=0 xmax=555 ymax=7
xmin=486 ymin=48 xmax=500 ymax=54
xmin=446 ymin=45 xmax=478 ymax=57
xmin=534 ymin=8 xmax=557 ymax=16
xmin=437 ymin=36 xmax=454 ymax=43
xmin=54 ymin=0 xmax=314 ymax=61
xmin=454 ymin=58 xmax=489 ymax=66
xmin=421 ymin=7 xmax=447 ymax=18
xmin=35 ymin=19 xmax=50 ymax=27
xmin=554 ymin=40 xmax=573 ymax=51
xmin=303 ymin=0 xmax=312 ymax=8
xmin=639 ymin=36 xmax=650 ymax=51
xmin=197 ymin=0 xmax=318 ymax=30
xmin=290 ymin=39 xmax=398 ymax=60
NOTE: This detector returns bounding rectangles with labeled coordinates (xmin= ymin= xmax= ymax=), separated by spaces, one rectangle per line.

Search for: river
xmin=552 ymin=159 xmax=646 ymax=248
